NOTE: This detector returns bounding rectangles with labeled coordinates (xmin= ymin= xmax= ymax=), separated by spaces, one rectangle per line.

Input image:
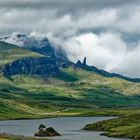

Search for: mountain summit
xmin=1 ymin=34 xmax=140 ymax=82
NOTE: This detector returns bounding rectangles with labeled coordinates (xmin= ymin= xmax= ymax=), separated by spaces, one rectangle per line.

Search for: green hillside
xmin=61 ymin=67 xmax=140 ymax=95
xmin=0 ymin=41 xmax=140 ymax=140
xmin=0 ymin=41 xmax=42 ymax=65
xmin=83 ymin=113 xmax=140 ymax=139
xmin=0 ymin=66 xmax=140 ymax=119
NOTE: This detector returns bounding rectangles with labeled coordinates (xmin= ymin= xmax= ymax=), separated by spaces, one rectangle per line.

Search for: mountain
xmin=0 ymin=36 xmax=140 ymax=120
xmin=1 ymin=34 xmax=140 ymax=82
xmin=0 ymin=41 xmax=42 ymax=65
xmin=3 ymin=57 xmax=59 ymax=77
xmin=75 ymin=57 xmax=140 ymax=82
xmin=0 ymin=41 xmax=60 ymax=77
xmin=0 ymin=34 xmax=70 ymax=77
xmin=0 ymin=33 xmax=69 ymax=67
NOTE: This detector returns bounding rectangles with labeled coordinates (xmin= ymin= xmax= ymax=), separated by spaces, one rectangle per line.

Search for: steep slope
xmin=1 ymin=34 xmax=140 ymax=82
xmin=0 ymin=39 xmax=140 ymax=120
xmin=0 ymin=33 xmax=69 ymax=67
xmin=2 ymin=57 xmax=59 ymax=77
xmin=0 ymin=41 xmax=60 ymax=77
xmin=0 ymin=41 xmax=42 ymax=65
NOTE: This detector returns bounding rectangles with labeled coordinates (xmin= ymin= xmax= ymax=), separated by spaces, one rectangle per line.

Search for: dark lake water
xmin=0 ymin=117 xmax=132 ymax=140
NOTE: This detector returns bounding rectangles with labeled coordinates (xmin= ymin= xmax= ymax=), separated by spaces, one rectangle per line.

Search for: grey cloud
xmin=0 ymin=0 xmax=140 ymax=77
xmin=62 ymin=32 xmax=140 ymax=78
xmin=0 ymin=0 xmax=139 ymax=11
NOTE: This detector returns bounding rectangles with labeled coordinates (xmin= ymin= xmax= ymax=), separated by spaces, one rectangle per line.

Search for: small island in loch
xmin=35 ymin=124 xmax=60 ymax=137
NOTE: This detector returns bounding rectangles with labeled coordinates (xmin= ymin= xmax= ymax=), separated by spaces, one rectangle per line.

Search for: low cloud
xmin=0 ymin=0 xmax=140 ymax=77
xmin=62 ymin=32 xmax=140 ymax=78
xmin=0 ymin=3 xmax=140 ymax=35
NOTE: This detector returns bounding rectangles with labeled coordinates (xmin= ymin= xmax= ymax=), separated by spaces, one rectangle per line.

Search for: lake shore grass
xmin=0 ymin=108 xmax=140 ymax=121
xmin=0 ymin=108 xmax=140 ymax=139
xmin=83 ymin=111 xmax=140 ymax=139
xmin=0 ymin=133 xmax=50 ymax=140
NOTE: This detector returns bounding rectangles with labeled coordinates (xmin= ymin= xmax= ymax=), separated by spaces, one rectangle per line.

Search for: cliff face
xmin=0 ymin=34 xmax=69 ymax=68
xmin=1 ymin=35 xmax=140 ymax=82
xmin=2 ymin=57 xmax=59 ymax=77
xmin=0 ymin=34 xmax=69 ymax=77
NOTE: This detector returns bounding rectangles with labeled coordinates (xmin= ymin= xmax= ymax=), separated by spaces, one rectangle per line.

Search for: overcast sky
xmin=0 ymin=0 xmax=140 ymax=78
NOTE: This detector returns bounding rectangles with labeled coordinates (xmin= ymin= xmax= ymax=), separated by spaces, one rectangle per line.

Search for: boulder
xmin=35 ymin=127 xmax=60 ymax=137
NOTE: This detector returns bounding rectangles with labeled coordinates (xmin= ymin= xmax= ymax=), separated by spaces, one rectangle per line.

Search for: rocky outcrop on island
xmin=35 ymin=124 xmax=60 ymax=137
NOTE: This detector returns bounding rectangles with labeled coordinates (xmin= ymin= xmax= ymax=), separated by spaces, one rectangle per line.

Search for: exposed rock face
xmin=0 ymin=34 xmax=69 ymax=77
xmin=2 ymin=57 xmax=59 ymax=77
xmin=83 ymin=57 xmax=87 ymax=65
xmin=1 ymin=34 xmax=140 ymax=82
xmin=0 ymin=34 xmax=70 ymax=77
xmin=0 ymin=33 xmax=69 ymax=67
xmin=35 ymin=127 xmax=60 ymax=137
xmin=75 ymin=57 xmax=140 ymax=82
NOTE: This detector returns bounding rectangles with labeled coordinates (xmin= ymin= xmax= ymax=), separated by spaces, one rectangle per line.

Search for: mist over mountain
xmin=0 ymin=33 xmax=69 ymax=65
xmin=0 ymin=0 xmax=140 ymax=78
xmin=1 ymin=31 xmax=140 ymax=78
xmin=0 ymin=35 xmax=140 ymax=82
xmin=1 ymin=33 xmax=50 ymax=49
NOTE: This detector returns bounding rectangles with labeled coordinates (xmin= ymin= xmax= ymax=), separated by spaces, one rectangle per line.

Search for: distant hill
xmin=75 ymin=57 xmax=140 ymax=82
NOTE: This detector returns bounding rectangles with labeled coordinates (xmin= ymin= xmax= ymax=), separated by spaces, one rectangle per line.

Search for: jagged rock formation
xmin=75 ymin=57 xmax=140 ymax=82
xmin=2 ymin=57 xmax=59 ymax=77
xmin=35 ymin=124 xmax=60 ymax=137
xmin=83 ymin=57 xmax=87 ymax=65
xmin=1 ymin=34 xmax=140 ymax=82
xmin=0 ymin=34 xmax=70 ymax=77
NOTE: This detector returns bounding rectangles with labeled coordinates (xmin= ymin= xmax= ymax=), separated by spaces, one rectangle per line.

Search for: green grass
xmin=0 ymin=41 xmax=42 ymax=65
xmin=0 ymin=65 xmax=140 ymax=119
xmin=0 ymin=72 xmax=140 ymax=120
xmin=60 ymin=66 xmax=140 ymax=95
xmin=0 ymin=74 xmax=140 ymax=139
xmin=0 ymin=41 xmax=140 ymax=139
xmin=0 ymin=133 xmax=49 ymax=140
xmin=83 ymin=113 xmax=140 ymax=139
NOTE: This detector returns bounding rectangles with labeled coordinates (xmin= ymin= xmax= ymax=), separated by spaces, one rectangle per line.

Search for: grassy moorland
xmin=0 ymin=68 xmax=140 ymax=139
xmin=83 ymin=113 xmax=140 ymax=139
xmin=0 ymin=66 xmax=140 ymax=120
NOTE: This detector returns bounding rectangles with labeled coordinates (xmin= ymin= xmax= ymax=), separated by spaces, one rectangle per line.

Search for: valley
xmin=0 ymin=38 xmax=140 ymax=139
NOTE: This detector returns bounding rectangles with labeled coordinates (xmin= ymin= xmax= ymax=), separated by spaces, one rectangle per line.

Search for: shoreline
xmin=83 ymin=114 xmax=140 ymax=139
xmin=99 ymin=133 xmax=132 ymax=140
xmin=0 ymin=115 xmax=117 ymax=121
xmin=0 ymin=108 xmax=140 ymax=140
xmin=0 ymin=116 xmax=116 ymax=140
xmin=0 ymin=133 xmax=50 ymax=140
